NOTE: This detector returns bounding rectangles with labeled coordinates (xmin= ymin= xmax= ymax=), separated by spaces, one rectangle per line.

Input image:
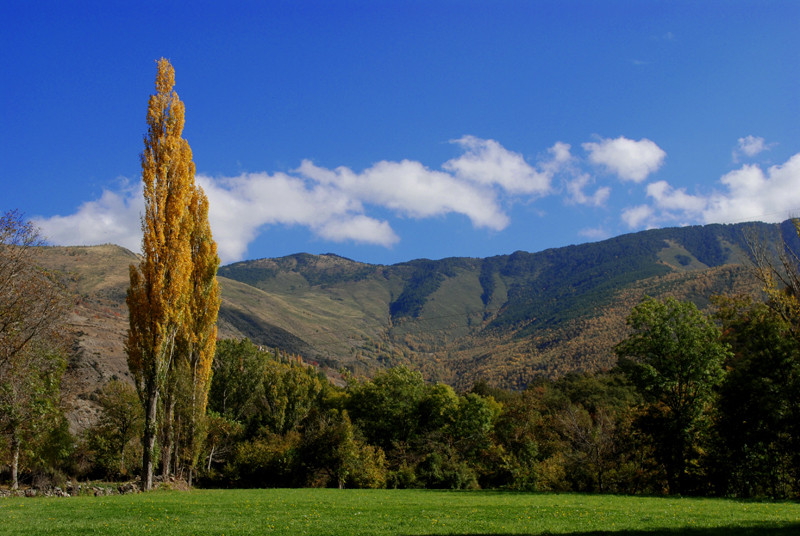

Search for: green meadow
xmin=1 ymin=489 xmax=798 ymax=536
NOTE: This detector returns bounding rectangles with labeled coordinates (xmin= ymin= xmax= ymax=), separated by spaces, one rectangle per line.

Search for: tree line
xmin=2 ymin=292 xmax=799 ymax=498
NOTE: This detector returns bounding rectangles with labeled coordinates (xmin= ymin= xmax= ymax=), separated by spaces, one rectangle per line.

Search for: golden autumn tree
xmin=179 ymin=186 xmax=220 ymax=485
xmin=127 ymin=58 xmax=196 ymax=491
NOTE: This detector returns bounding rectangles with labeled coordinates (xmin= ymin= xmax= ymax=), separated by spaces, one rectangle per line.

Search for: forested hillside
xmin=217 ymin=221 xmax=783 ymax=388
xmin=38 ymin=219 xmax=787 ymax=423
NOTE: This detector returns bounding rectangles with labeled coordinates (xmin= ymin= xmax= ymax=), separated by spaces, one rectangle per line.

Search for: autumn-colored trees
xmin=127 ymin=58 xmax=219 ymax=491
xmin=0 ymin=210 xmax=70 ymax=490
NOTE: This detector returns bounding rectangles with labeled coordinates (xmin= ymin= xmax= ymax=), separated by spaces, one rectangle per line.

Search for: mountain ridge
xmin=34 ymin=220 xmax=789 ymax=429
xmin=213 ymin=220 xmax=780 ymax=386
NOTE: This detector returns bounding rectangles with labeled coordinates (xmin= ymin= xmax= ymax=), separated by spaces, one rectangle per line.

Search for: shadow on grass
xmin=407 ymin=524 xmax=800 ymax=536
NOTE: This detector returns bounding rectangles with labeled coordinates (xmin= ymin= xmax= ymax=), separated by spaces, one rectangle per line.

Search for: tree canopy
xmin=616 ymin=296 xmax=729 ymax=494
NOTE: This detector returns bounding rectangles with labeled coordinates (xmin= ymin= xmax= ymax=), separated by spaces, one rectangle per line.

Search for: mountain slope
xmin=36 ymin=220 xmax=788 ymax=429
xmin=217 ymin=221 xmax=783 ymax=387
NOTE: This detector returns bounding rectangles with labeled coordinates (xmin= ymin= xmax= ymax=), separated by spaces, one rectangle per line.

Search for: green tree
xmin=713 ymin=295 xmax=800 ymax=497
xmin=0 ymin=345 xmax=65 ymax=489
xmin=491 ymin=387 xmax=546 ymax=490
xmin=616 ymin=296 xmax=729 ymax=494
xmin=551 ymin=371 xmax=647 ymax=493
xmin=346 ymin=366 xmax=426 ymax=451
xmin=555 ymin=404 xmax=617 ymax=492
xmin=416 ymin=383 xmax=459 ymax=434
xmin=84 ymin=379 xmax=144 ymax=478
xmin=256 ymin=360 xmax=323 ymax=435
xmin=203 ymin=411 xmax=245 ymax=476
xmin=207 ymin=339 xmax=270 ymax=425
xmin=298 ymin=408 xmax=385 ymax=489
xmin=449 ymin=392 xmax=499 ymax=460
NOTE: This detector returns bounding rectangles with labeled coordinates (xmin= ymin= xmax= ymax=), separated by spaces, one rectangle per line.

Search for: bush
xmin=231 ymin=432 xmax=300 ymax=487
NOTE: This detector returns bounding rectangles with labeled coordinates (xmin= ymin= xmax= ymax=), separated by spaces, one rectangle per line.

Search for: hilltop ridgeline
xmin=39 ymin=220 xmax=788 ymax=429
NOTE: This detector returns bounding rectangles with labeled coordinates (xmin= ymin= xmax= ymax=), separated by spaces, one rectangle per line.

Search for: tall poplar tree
xmin=127 ymin=58 xmax=196 ymax=491
xmin=180 ymin=187 xmax=220 ymax=484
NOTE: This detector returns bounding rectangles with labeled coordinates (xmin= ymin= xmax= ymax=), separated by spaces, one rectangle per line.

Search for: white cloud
xmin=34 ymin=186 xmax=143 ymax=253
xmin=566 ymin=173 xmax=611 ymax=206
xmin=578 ymin=226 xmax=610 ymax=240
xmin=316 ymin=216 xmax=398 ymax=245
xmin=196 ymin=171 xmax=401 ymax=263
xmin=646 ymin=181 xmax=706 ymax=214
xmin=444 ymin=136 xmax=553 ymax=195
xmin=733 ymin=135 xmax=774 ymax=162
xmin=621 ymin=205 xmax=655 ymax=228
xmin=704 ymin=154 xmax=800 ymax=224
xmin=548 ymin=141 xmax=572 ymax=164
xmin=297 ymin=159 xmax=509 ymax=230
xmin=583 ymin=136 xmax=666 ymax=182
xmin=541 ymin=142 xmax=573 ymax=176
xmin=738 ymin=135 xmax=767 ymax=157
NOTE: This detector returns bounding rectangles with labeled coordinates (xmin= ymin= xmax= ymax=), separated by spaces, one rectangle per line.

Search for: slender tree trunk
xmin=142 ymin=389 xmax=159 ymax=491
xmin=186 ymin=356 xmax=199 ymax=488
xmin=10 ymin=433 xmax=20 ymax=491
xmin=206 ymin=444 xmax=215 ymax=472
xmin=118 ymin=420 xmax=129 ymax=476
xmin=160 ymin=334 xmax=178 ymax=481
xmin=161 ymin=393 xmax=175 ymax=480
xmin=172 ymin=414 xmax=181 ymax=479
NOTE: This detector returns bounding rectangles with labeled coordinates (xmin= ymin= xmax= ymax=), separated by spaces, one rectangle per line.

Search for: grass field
xmin=1 ymin=488 xmax=799 ymax=535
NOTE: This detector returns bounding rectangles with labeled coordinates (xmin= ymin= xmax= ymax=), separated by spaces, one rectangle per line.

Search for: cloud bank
xmin=36 ymin=137 xmax=569 ymax=263
xmin=34 ymin=134 xmax=800 ymax=263
xmin=622 ymin=148 xmax=800 ymax=230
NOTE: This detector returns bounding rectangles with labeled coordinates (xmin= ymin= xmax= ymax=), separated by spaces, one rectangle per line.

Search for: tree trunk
xmin=10 ymin=434 xmax=20 ymax=491
xmin=172 ymin=414 xmax=181 ymax=479
xmin=206 ymin=444 xmax=215 ymax=472
xmin=187 ymin=357 xmax=198 ymax=489
xmin=142 ymin=388 xmax=159 ymax=491
xmin=160 ymin=389 xmax=175 ymax=480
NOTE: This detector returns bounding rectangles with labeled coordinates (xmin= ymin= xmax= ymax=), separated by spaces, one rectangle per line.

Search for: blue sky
xmin=3 ymin=1 xmax=799 ymax=265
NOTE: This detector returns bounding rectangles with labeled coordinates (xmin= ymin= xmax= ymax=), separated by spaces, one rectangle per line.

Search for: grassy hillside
xmin=37 ymin=221 xmax=783 ymax=427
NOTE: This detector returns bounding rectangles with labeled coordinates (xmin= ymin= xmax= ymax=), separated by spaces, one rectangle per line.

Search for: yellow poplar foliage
xmin=184 ymin=185 xmax=220 ymax=416
xmin=126 ymin=58 xmax=197 ymax=489
xmin=128 ymin=58 xmax=195 ymax=391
